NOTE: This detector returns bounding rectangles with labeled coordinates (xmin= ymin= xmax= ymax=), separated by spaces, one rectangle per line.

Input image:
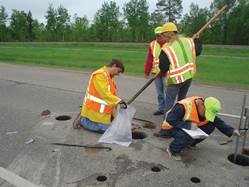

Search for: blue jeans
xmin=160 ymin=122 xmax=215 ymax=153
xmin=165 ymin=78 xmax=192 ymax=113
xmin=154 ymin=75 xmax=166 ymax=112
xmin=80 ymin=117 xmax=109 ymax=134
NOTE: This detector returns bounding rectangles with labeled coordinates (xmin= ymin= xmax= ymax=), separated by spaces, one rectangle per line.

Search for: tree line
xmin=0 ymin=0 xmax=248 ymax=45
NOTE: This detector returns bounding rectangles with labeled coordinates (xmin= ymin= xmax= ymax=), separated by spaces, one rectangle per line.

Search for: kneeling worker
xmin=74 ymin=59 xmax=127 ymax=133
xmin=157 ymin=96 xmax=240 ymax=160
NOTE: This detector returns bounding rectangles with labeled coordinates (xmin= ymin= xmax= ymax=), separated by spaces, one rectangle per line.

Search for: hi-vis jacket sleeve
xmin=93 ymin=73 xmax=121 ymax=106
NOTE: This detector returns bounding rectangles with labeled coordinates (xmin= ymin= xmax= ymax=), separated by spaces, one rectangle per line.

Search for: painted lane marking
xmin=0 ymin=167 xmax=39 ymax=187
xmin=219 ymin=112 xmax=246 ymax=119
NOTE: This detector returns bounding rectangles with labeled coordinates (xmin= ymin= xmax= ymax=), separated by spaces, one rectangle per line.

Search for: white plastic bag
xmin=98 ymin=105 xmax=136 ymax=147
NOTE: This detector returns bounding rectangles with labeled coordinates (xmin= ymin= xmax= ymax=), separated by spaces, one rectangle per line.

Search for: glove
xmin=119 ymin=100 xmax=127 ymax=109
xmin=190 ymin=122 xmax=198 ymax=130
xmin=233 ymin=129 xmax=240 ymax=136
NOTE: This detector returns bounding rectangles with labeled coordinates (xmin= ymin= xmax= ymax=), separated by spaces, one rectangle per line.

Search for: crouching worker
xmin=73 ymin=59 xmax=127 ymax=133
xmin=156 ymin=96 xmax=240 ymax=161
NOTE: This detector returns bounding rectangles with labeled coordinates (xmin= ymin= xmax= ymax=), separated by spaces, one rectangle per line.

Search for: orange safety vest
xmin=162 ymin=96 xmax=209 ymax=130
xmin=83 ymin=68 xmax=117 ymax=115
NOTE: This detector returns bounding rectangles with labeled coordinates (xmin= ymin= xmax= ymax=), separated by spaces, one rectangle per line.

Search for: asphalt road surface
xmin=0 ymin=63 xmax=248 ymax=187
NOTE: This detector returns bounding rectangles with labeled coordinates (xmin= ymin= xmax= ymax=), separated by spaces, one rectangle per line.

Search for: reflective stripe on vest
xmin=150 ymin=40 xmax=161 ymax=74
xmin=85 ymin=92 xmax=107 ymax=113
xmin=83 ymin=68 xmax=116 ymax=114
xmin=162 ymin=37 xmax=196 ymax=84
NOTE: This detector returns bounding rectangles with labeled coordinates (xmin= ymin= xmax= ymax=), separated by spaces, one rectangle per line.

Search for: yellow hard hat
xmin=154 ymin=26 xmax=163 ymax=35
xmin=161 ymin=22 xmax=178 ymax=33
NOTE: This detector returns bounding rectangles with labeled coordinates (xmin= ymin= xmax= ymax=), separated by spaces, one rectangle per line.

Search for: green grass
xmin=0 ymin=42 xmax=248 ymax=88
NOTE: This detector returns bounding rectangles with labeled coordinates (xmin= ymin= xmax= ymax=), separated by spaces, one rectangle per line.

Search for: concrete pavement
xmin=0 ymin=63 xmax=248 ymax=187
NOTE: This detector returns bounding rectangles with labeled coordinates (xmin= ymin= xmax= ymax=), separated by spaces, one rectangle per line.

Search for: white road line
xmin=0 ymin=167 xmax=39 ymax=187
xmin=218 ymin=112 xmax=245 ymax=119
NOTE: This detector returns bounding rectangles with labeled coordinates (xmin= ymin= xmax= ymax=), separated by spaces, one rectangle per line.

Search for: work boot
xmin=72 ymin=113 xmax=81 ymax=129
xmin=153 ymin=111 xmax=164 ymax=116
xmin=167 ymin=148 xmax=182 ymax=161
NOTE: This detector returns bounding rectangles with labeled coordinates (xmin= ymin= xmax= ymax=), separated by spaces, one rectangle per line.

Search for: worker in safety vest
xmin=144 ymin=26 xmax=167 ymax=115
xmin=159 ymin=22 xmax=202 ymax=113
xmin=76 ymin=59 xmax=127 ymax=133
xmin=155 ymin=96 xmax=240 ymax=161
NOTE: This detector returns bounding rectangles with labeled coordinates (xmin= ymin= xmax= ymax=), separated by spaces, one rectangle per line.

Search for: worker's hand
xmin=192 ymin=33 xmax=200 ymax=39
xmin=233 ymin=129 xmax=240 ymax=137
xmin=145 ymin=75 xmax=149 ymax=79
xmin=190 ymin=122 xmax=198 ymax=130
xmin=119 ymin=100 xmax=127 ymax=109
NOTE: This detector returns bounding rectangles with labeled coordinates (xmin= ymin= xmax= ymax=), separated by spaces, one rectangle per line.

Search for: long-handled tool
xmin=51 ymin=143 xmax=112 ymax=151
xmin=192 ymin=5 xmax=227 ymax=39
xmin=127 ymin=73 xmax=160 ymax=105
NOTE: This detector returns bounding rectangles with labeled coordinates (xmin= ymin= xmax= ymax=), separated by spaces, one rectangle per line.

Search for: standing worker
xmin=157 ymin=96 xmax=240 ymax=161
xmin=159 ymin=22 xmax=202 ymax=113
xmin=73 ymin=59 xmax=127 ymax=133
xmin=144 ymin=26 xmax=167 ymax=115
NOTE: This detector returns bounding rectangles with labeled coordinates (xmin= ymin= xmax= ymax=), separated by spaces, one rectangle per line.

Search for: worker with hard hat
xmin=155 ymin=96 xmax=240 ymax=161
xmin=144 ymin=26 xmax=167 ymax=115
xmin=73 ymin=59 xmax=127 ymax=133
xmin=159 ymin=22 xmax=202 ymax=113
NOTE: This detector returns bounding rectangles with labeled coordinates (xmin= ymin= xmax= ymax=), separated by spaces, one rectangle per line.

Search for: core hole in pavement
xmin=227 ymin=154 xmax=249 ymax=166
xmin=55 ymin=115 xmax=71 ymax=121
xmin=96 ymin=176 xmax=107 ymax=182
xmin=190 ymin=177 xmax=201 ymax=183
xmin=132 ymin=131 xmax=147 ymax=139
xmin=151 ymin=166 xmax=161 ymax=172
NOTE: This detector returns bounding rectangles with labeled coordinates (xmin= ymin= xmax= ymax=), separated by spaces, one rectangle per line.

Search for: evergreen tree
xmin=71 ymin=14 xmax=89 ymax=41
xmin=45 ymin=4 xmax=57 ymax=41
xmin=155 ymin=0 xmax=183 ymax=22
xmin=226 ymin=0 xmax=249 ymax=44
xmin=27 ymin=11 xmax=33 ymax=41
xmin=209 ymin=0 xmax=236 ymax=44
xmin=180 ymin=3 xmax=209 ymax=41
xmin=57 ymin=5 xmax=70 ymax=41
xmin=9 ymin=10 xmax=28 ymax=41
xmin=0 ymin=6 xmax=8 ymax=41
xmin=123 ymin=0 xmax=150 ymax=41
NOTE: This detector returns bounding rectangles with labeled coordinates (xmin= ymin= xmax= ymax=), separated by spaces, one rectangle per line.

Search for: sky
xmin=0 ymin=0 xmax=212 ymax=23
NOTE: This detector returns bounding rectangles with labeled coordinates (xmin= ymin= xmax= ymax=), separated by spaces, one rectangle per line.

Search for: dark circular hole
xmin=132 ymin=131 xmax=147 ymax=139
xmin=191 ymin=177 xmax=201 ymax=183
xmin=96 ymin=175 xmax=107 ymax=182
xmin=55 ymin=115 xmax=71 ymax=121
xmin=227 ymin=154 xmax=249 ymax=166
xmin=151 ymin=166 xmax=161 ymax=172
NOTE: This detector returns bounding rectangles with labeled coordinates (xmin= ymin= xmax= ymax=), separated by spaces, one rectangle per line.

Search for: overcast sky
xmin=0 ymin=0 xmax=212 ymax=23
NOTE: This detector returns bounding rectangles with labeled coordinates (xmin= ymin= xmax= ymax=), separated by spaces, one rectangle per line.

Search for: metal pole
xmin=234 ymin=95 xmax=247 ymax=162
xmin=242 ymin=107 xmax=249 ymax=149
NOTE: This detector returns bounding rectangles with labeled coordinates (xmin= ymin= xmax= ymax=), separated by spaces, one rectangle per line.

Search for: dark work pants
xmin=164 ymin=78 xmax=192 ymax=113
xmin=160 ymin=123 xmax=215 ymax=153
